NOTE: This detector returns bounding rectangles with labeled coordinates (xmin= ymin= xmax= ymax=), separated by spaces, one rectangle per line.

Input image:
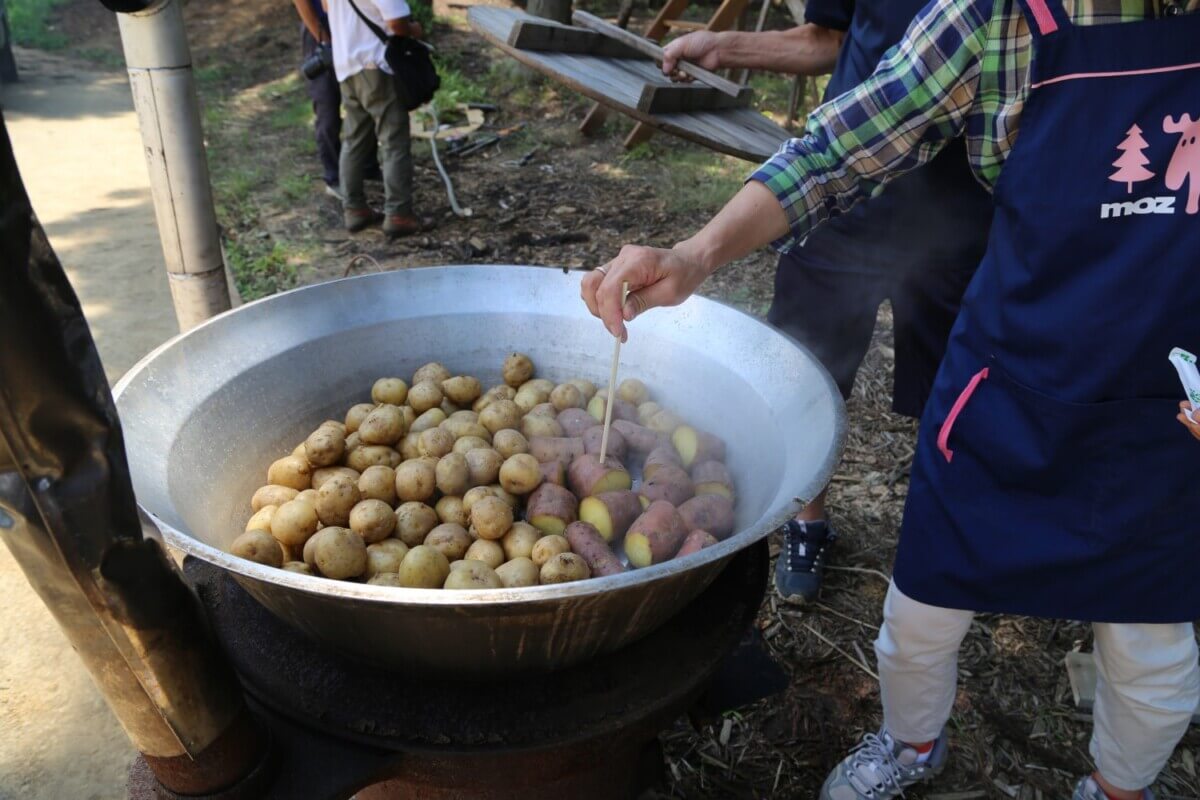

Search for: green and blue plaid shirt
xmin=750 ymin=0 xmax=1200 ymax=250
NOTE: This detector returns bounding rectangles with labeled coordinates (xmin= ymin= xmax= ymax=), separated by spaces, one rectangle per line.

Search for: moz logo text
xmin=1100 ymin=196 xmax=1177 ymax=218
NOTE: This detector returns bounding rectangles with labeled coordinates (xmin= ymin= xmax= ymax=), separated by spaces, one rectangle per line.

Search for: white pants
xmin=876 ymin=582 xmax=1200 ymax=791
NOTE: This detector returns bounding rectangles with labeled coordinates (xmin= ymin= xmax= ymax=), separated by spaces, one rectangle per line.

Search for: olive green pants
xmin=339 ymin=67 xmax=412 ymax=216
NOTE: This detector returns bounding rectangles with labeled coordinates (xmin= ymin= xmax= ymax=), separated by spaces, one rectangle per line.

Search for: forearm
xmin=710 ymin=25 xmax=844 ymax=75
xmin=674 ymin=181 xmax=788 ymax=275
xmin=290 ymin=0 xmax=326 ymax=41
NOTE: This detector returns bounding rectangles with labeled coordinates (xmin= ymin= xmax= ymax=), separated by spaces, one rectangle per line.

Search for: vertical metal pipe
xmin=116 ymin=0 xmax=231 ymax=330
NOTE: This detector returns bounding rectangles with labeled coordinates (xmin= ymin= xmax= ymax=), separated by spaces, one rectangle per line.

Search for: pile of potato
xmin=230 ymin=354 xmax=737 ymax=589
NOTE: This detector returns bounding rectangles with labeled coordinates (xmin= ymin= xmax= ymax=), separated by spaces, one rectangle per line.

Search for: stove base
xmin=129 ymin=542 xmax=771 ymax=800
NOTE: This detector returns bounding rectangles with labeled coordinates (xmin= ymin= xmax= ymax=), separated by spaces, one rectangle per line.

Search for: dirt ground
xmin=4 ymin=0 xmax=1200 ymax=798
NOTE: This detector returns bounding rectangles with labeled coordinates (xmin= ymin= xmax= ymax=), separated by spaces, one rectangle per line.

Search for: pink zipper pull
xmin=937 ymin=367 xmax=990 ymax=463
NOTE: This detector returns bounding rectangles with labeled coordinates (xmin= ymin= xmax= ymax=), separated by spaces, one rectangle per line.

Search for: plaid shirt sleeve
xmin=750 ymin=0 xmax=995 ymax=251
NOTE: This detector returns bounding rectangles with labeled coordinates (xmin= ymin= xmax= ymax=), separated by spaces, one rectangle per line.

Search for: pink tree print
xmin=1109 ymin=124 xmax=1156 ymax=193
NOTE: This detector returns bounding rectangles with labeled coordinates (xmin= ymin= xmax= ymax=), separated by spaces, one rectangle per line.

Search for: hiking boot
xmin=344 ymin=207 xmax=382 ymax=233
xmin=774 ymin=519 xmax=835 ymax=604
xmin=383 ymin=213 xmax=430 ymax=238
xmin=820 ymin=729 xmax=947 ymax=800
xmin=1072 ymin=776 xmax=1155 ymax=800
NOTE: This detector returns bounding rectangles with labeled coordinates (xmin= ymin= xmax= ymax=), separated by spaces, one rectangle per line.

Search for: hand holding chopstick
xmin=597 ymin=281 xmax=629 ymax=463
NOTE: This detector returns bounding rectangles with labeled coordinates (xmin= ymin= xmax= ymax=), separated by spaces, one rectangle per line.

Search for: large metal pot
xmin=113 ymin=265 xmax=844 ymax=678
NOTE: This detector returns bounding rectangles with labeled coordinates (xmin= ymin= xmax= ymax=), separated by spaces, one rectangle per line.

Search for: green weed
xmin=224 ymin=239 xmax=298 ymax=301
xmin=8 ymin=0 xmax=66 ymax=49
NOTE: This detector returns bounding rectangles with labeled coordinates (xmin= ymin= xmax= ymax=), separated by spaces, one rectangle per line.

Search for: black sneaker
xmin=774 ymin=519 xmax=836 ymax=604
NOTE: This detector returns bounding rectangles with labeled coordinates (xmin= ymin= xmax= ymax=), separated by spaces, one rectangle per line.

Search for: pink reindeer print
xmin=1164 ymin=113 xmax=1200 ymax=215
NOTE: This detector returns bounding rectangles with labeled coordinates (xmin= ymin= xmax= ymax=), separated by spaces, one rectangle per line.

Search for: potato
xmin=366 ymin=541 xmax=409 ymax=577
xmin=528 ymin=436 xmax=585 ymax=465
xmin=495 ymin=557 xmax=539 ymax=588
xmin=671 ymin=426 xmax=727 ymax=468
xmin=282 ymin=561 xmax=314 ymax=575
xmin=465 ymin=448 xmax=504 ymax=487
xmin=408 ymin=381 xmax=444 ymax=414
xmin=231 ymin=529 xmax=283 ymax=567
xmin=492 ymin=429 xmax=529 ymax=459
xmin=566 ymin=378 xmax=597 ymax=400
xmin=578 ymin=490 xmax=643 ymax=542
xmin=557 ymin=408 xmax=598 ymax=438
xmin=271 ymin=499 xmax=320 ymax=547
xmin=640 ymin=464 xmax=695 ymax=507
xmin=646 ymin=409 xmax=685 ymax=435
xmin=320 ymin=419 xmax=347 ymax=435
xmin=359 ymin=404 xmax=406 ymax=446
xmin=434 ymin=453 xmax=470 ymax=496
xmin=499 ymin=453 xmax=542 ymax=495
xmin=368 ymin=573 xmax=403 ymax=586
xmin=291 ymin=442 xmax=309 ymax=458
xmin=512 ymin=384 xmax=547 ymax=414
xmin=520 ymin=415 xmax=564 ymax=439
xmin=470 ymin=495 xmax=513 ymax=540
xmin=502 ymin=353 xmax=535 ymax=387
xmin=449 ymin=409 xmax=479 ymax=423
xmin=488 ymin=484 xmax=521 ymax=510
xmin=525 ymin=483 xmax=578 ymax=536
xmin=395 ymin=459 xmax=436 ymax=503
xmin=375 ymin=538 xmax=412 ymax=556
xmin=611 ymin=420 xmax=662 ymax=454
xmin=344 ymin=403 xmax=376 ymax=433
xmin=539 ymin=460 xmax=565 ymax=487
xmin=418 ymin=427 xmax=455 ymax=458
xmin=501 ymin=521 xmax=541 ymax=561
xmin=586 ymin=395 xmax=638 ymax=425
xmin=565 ymin=521 xmax=625 ymax=577
xmin=410 ymin=408 xmax=447 ymax=433
xmin=397 ymin=544 xmax=450 ymax=588
xmin=464 ymin=538 xmax=505 ymax=569
xmin=399 ymin=432 xmax=422 ymax=460
xmin=344 ymin=432 xmax=361 ymax=452
xmin=251 ymin=485 xmax=298 ymax=512
xmin=582 ymin=425 xmax=627 ymax=462
xmin=479 ymin=399 xmax=522 ymax=434
xmin=295 ymin=489 xmax=318 ymax=508
xmin=372 ymin=377 xmax=409 ymax=405
xmin=531 ymin=534 xmax=571 ymax=567
xmin=691 ymin=461 xmax=735 ymax=500
xmin=452 ymin=435 xmax=492 ymax=455
xmin=643 ymin=443 xmax=684 ymax=481
xmin=395 ymin=502 xmax=439 ymax=546
xmin=444 ymin=560 xmax=503 ymax=589
xmin=625 ymin=501 xmax=687 ymax=568
xmin=440 ymin=399 xmax=461 ymax=417
xmin=358 ymin=465 xmax=397 ymax=505
xmin=350 ymin=499 xmax=397 ymax=544
xmin=677 ymin=495 xmax=735 ymax=539
xmin=312 ymin=466 xmax=360 ymax=491
xmin=540 ymin=552 xmax=591 ymax=584
xmin=424 ymin=523 xmax=473 ymax=561
xmin=550 ymin=383 xmax=585 ymax=411
xmin=435 ymin=495 xmax=468 ymax=526
xmin=617 ymin=378 xmax=649 ymax=406
xmin=567 ymin=454 xmax=632 ymax=497
xmin=346 ymin=445 xmax=401 ymax=472
xmin=316 ymin=474 xmax=360 ymax=527
xmin=524 ymin=378 xmax=556 ymax=395
xmin=442 ymin=375 xmax=483 ymax=406
xmin=527 ymin=402 xmax=558 ymax=419
xmin=676 ymin=529 xmax=719 ymax=558
xmin=637 ymin=402 xmax=662 ymax=426
xmin=304 ymin=426 xmax=346 ymax=467
xmin=267 ymin=455 xmax=312 ymax=492
xmin=462 ymin=486 xmax=496 ymax=517
xmin=302 ymin=527 xmax=325 ymax=566
xmin=314 ymin=526 xmax=368 ymax=579
xmin=442 ymin=418 xmax=491 ymax=441
xmin=473 ymin=384 xmax=516 ymax=413
xmin=245 ymin=504 xmax=278 ymax=533
xmin=412 ymin=362 xmax=452 ymax=387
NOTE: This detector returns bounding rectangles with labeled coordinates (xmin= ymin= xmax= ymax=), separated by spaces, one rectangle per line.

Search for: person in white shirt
xmin=326 ymin=0 xmax=425 ymax=237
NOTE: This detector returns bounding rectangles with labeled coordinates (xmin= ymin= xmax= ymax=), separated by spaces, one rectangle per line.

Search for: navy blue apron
xmin=892 ymin=0 xmax=1200 ymax=623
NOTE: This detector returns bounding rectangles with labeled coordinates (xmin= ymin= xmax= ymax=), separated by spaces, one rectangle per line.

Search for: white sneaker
xmin=1072 ymin=776 xmax=1154 ymax=800
xmin=820 ymin=729 xmax=947 ymax=799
